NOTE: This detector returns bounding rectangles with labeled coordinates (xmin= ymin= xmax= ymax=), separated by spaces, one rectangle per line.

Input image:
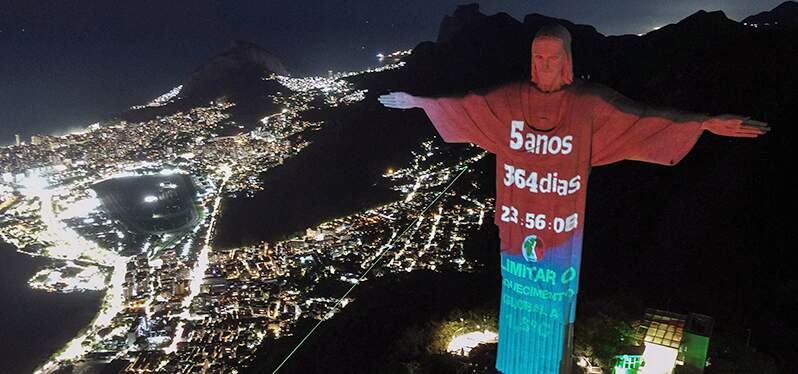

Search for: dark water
xmin=92 ymin=174 xmax=198 ymax=234
xmin=0 ymin=240 xmax=102 ymax=374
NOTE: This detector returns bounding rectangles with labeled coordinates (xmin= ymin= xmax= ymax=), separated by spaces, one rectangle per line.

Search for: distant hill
xmin=179 ymin=40 xmax=289 ymax=105
xmin=120 ymin=40 xmax=288 ymax=125
xmin=742 ymin=1 xmax=798 ymax=29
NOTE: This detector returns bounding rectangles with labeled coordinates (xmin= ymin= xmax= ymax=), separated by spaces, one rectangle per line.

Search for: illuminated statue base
xmin=496 ymin=253 xmax=578 ymax=374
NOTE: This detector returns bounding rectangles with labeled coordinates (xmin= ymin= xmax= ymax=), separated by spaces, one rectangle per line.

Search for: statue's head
xmin=530 ymin=23 xmax=573 ymax=92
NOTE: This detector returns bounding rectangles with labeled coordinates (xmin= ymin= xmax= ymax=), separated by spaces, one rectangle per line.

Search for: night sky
xmin=0 ymin=0 xmax=784 ymax=144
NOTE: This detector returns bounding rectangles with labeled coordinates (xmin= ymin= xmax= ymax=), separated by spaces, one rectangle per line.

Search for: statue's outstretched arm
xmin=377 ymin=85 xmax=514 ymax=154
xmin=590 ymin=85 xmax=770 ymax=166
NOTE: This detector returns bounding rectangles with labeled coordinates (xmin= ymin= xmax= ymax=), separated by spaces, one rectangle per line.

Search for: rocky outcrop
xmin=436 ymin=3 xmax=486 ymax=43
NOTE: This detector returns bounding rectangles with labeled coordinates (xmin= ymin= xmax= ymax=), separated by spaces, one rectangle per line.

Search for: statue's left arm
xmin=589 ymin=88 xmax=769 ymax=166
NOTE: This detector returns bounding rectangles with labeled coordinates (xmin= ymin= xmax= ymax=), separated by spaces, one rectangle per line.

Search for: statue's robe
xmin=415 ymin=80 xmax=706 ymax=373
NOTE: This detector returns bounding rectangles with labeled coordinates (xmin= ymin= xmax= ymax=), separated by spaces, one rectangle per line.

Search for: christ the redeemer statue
xmin=379 ymin=24 xmax=768 ymax=374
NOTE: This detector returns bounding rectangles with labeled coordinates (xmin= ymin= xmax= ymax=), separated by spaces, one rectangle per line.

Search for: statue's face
xmin=531 ymin=37 xmax=567 ymax=92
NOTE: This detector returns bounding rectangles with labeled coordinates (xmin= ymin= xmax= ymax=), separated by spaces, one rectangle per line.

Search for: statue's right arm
xmin=377 ymin=87 xmax=509 ymax=154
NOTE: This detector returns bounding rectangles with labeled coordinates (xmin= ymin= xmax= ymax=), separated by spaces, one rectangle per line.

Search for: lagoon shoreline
xmin=0 ymin=240 xmax=102 ymax=374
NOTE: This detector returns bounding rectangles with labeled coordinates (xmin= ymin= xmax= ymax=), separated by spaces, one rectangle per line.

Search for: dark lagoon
xmin=0 ymin=240 xmax=102 ymax=374
xmin=92 ymin=174 xmax=199 ymax=235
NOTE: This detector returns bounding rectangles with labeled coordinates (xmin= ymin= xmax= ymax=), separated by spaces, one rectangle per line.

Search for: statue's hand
xmin=702 ymin=115 xmax=770 ymax=138
xmin=378 ymin=92 xmax=418 ymax=109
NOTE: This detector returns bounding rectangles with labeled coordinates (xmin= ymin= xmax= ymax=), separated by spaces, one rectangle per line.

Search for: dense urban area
xmin=0 ymin=54 xmax=495 ymax=373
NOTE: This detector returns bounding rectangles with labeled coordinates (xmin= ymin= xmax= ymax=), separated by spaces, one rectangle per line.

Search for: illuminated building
xmin=612 ymin=309 xmax=713 ymax=374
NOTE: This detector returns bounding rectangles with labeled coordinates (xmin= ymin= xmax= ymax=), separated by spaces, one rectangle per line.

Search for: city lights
xmin=1 ymin=49 xmax=498 ymax=373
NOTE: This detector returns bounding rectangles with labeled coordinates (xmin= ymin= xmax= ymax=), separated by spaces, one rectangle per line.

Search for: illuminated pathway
xmin=34 ymin=258 xmax=127 ymax=374
xmin=20 ymin=171 xmax=119 ymax=266
xmin=166 ymin=164 xmax=233 ymax=354
xmin=25 ymin=171 xmax=127 ymax=374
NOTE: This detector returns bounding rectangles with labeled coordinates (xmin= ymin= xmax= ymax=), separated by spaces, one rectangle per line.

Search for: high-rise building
xmin=14 ymin=134 xmax=21 ymax=146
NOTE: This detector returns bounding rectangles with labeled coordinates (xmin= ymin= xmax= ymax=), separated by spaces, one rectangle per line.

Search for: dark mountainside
xmin=178 ymin=40 xmax=289 ymax=104
xmin=121 ymin=41 xmax=288 ymax=129
xmin=436 ymin=3 xmax=486 ymax=43
xmin=109 ymin=2 xmax=795 ymax=373
xmin=234 ymin=3 xmax=795 ymax=373
xmin=742 ymin=0 xmax=798 ymax=28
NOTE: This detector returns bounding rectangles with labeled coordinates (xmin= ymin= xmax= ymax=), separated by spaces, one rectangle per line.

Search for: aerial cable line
xmin=272 ymin=166 xmax=470 ymax=373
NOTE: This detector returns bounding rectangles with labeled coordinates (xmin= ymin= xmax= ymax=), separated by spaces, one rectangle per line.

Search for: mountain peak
xmin=436 ymin=3 xmax=487 ymax=43
xmin=646 ymin=9 xmax=740 ymax=37
xmin=680 ymin=9 xmax=731 ymax=26
xmin=213 ymin=40 xmax=289 ymax=76
xmin=178 ymin=41 xmax=288 ymax=105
